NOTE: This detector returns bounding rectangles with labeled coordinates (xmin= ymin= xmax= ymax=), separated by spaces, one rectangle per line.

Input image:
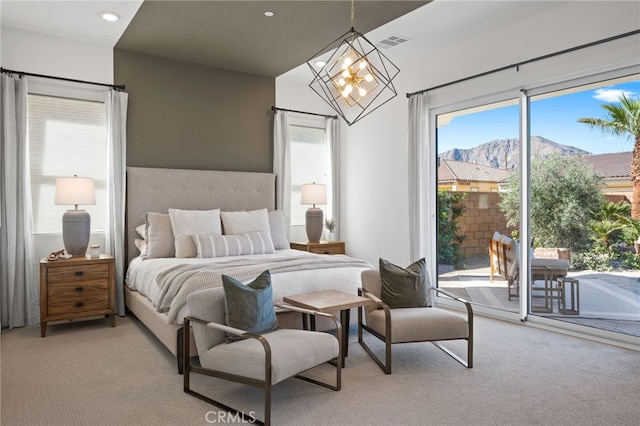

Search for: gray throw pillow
xmin=379 ymin=258 xmax=429 ymax=308
xmin=222 ymin=270 xmax=279 ymax=342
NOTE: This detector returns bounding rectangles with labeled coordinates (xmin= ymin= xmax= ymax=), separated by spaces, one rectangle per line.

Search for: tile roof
xmin=582 ymin=151 xmax=631 ymax=178
xmin=438 ymin=159 xmax=510 ymax=183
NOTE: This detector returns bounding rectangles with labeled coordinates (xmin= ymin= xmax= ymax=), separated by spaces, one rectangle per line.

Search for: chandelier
xmin=307 ymin=0 xmax=400 ymax=126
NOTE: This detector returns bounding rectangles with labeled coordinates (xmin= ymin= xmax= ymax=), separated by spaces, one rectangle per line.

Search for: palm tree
xmin=578 ymin=94 xmax=640 ymax=217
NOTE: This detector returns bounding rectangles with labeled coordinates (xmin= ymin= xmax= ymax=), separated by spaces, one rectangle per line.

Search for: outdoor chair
xmin=183 ymin=287 xmax=342 ymax=426
xmin=358 ymin=269 xmax=473 ymax=374
xmin=490 ymin=233 xmax=570 ymax=300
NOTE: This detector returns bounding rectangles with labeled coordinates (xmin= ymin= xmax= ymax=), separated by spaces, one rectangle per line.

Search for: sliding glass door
xmin=436 ymin=97 xmax=520 ymax=315
xmin=436 ymin=72 xmax=640 ymax=338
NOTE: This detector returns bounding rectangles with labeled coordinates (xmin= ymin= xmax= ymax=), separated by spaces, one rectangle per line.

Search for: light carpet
xmin=1 ymin=314 xmax=639 ymax=425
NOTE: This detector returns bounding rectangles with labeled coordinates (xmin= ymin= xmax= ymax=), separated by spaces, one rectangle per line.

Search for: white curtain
xmin=326 ymin=116 xmax=340 ymax=238
xmin=273 ymin=110 xmax=291 ymax=234
xmin=105 ymin=89 xmax=128 ymax=316
xmin=408 ymin=92 xmax=437 ymax=305
xmin=0 ymin=74 xmax=39 ymax=328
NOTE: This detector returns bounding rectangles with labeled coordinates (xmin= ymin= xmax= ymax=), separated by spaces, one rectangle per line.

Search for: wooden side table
xmin=279 ymin=290 xmax=374 ymax=367
xmin=290 ymin=241 xmax=345 ymax=255
xmin=39 ymin=254 xmax=116 ymax=337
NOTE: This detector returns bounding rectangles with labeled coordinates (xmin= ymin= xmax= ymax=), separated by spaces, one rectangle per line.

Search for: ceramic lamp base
xmin=305 ymin=207 xmax=323 ymax=243
xmin=62 ymin=209 xmax=91 ymax=257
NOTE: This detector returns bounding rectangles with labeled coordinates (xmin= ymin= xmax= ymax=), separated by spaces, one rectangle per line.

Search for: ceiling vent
xmin=375 ymin=34 xmax=410 ymax=50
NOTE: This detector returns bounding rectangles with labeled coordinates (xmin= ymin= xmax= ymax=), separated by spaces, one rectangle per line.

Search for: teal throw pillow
xmin=379 ymin=258 xmax=429 ymax=308
xmin=222 ymin=270 xmax=279 ymax=342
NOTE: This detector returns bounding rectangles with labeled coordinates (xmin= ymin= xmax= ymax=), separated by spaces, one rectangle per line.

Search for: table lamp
xmin=55 ymin=175 xmax=96 ymax=257
xmin=301 ymin=183 xmax=326 ymax=243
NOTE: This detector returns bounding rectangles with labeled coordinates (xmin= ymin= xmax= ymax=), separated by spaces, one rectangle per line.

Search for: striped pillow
xmin=193 ymin=231 xmax=275 ymax=258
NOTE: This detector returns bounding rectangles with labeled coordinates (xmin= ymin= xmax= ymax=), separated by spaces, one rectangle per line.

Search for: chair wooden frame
xmin=183 ymin=306 xmax=342 ymax=426
xmin=357 ymin=286 xmax=473 ymax=374
xmin=489 ymin=237 xmax=520 ymax=299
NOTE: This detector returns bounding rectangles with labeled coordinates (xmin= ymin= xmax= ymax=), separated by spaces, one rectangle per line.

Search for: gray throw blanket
xmin=155 ymin=255 xmax=373 ymax=324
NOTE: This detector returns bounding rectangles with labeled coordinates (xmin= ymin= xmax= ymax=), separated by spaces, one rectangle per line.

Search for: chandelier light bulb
xmin=359 ymin=87 xmax=367 ymax=97
xmin=343 ymin=57 xmax=353 ymax=68
xmin=359 ymin=61 xmax=367 ymax=70
xmin=365 ymin=74 xmax=374 ymax=82
xmin=338 ymin=78 xmax=346 ymax=86
xmin=342 ymin=69 xmax=351 ymax=78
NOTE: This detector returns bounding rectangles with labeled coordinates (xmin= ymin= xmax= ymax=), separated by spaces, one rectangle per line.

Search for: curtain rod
xmin=271 ymin=106 xmax=337 ymax=120
xmin=1 ymin=67 xmax=126 ymax=91
xmin=406 ymin=29 xmax=640 ymax=98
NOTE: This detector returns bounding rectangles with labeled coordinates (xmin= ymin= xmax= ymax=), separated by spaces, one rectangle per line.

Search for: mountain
xmin=439 ymin=136 xmax=590 ymax=170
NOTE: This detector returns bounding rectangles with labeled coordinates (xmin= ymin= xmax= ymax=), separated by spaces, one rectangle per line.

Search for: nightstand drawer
xmin=309 ymin=245 xmax=344 ymax=255
xmin=48 ymin=281 xmax=110 ymax=315
xmin=47 ymin=264 xmax=109 ymax=283
xmin=291 ymin=241 xmax=346 ymax=255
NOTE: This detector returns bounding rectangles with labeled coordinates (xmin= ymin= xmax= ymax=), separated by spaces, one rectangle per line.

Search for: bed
xmin=124 ymin=167 xmax=373 ymax=373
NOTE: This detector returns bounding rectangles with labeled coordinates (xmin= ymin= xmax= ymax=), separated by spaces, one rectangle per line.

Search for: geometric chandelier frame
xmin=306 ymin=3 xmax=400 ymax=126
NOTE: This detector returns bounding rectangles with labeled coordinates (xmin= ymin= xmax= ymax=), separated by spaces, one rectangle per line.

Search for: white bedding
xmin=125 ymin=249 xmax=373 ymax=324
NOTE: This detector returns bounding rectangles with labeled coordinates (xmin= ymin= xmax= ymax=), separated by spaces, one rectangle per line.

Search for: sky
xmin=437 ymin=78 xmax=640 ymax=155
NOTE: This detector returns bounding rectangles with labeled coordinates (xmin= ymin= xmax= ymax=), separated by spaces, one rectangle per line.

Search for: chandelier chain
xmin=350 ymin=0 xmax=355 ymax=28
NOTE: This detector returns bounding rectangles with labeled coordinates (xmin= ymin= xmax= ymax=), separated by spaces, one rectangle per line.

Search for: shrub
xmin=499 ymin=154 xmax=604 ymax=250
xmin=438 ymin=191 xmax=466 ymax=265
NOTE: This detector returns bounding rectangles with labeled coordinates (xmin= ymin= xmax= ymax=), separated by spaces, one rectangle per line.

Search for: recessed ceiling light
xmin=264 ymin=11 xmax=274 ymax=17
xmin=101 ymin=12 xmax=120 ymax=22
xmin=316 ymin=61 xmax=326 ymax=68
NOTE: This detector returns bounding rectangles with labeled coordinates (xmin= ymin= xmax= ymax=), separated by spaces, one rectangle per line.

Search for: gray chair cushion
xmin=366 ymin=307 xmax=469 ymax=343
xmin=187 ymin=288 xmax=227 ymax=358
xmin=199 ymin=328 xmax=339 ymax=384
xmin=379 ymin=258 xmax=429 ymax=308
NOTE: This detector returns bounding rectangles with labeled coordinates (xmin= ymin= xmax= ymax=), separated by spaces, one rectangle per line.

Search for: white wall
xmin=2 ymin=27 xmax=114 ymax=83
xmin=276 ymin=1 xmax=640 ymax=267
xmin=2 ymin=26 xmax=114 ymax=259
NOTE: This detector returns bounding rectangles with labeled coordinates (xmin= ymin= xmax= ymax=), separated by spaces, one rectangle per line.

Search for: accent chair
xmin=183 ymin=287 xmax=342 ymax=426
xmin=358 ymin=269 xmax=473 ymax=374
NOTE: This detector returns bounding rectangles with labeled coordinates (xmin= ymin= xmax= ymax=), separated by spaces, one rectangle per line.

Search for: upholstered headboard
xmin=125 ymin=167 xmax=276 ymax=264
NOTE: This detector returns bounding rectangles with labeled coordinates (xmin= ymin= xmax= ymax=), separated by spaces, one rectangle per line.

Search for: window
xmin=28 ymin=94 xmax=107 ymax=234
xmin=288 ymin=117 xmax=330 ymax=228
xmin=435 ymin=71 xmax=640 ymax=337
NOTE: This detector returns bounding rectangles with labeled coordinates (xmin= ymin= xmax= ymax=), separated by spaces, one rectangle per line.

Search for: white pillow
xmin=268 ymin=210 xmax=289 ymax=250
xmin=142 ymin=212 xmax=175 ymax=259
xmin=221 ymin=208 xmax=270 ymax=235
xmin=193 ymin=231 xmax=275 ymax=258
xmin=134 ymin=238 xmax=147 ymax=254
xmin=136 ymin=224 xmax=147 ymax=240
xmin=168 ymin=208 xmax=222 ymax=258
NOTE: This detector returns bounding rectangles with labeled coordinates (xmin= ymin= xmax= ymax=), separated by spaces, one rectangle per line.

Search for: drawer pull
xmin=75 ymin=302 xmax=84 ymax=308
xmin=75 ymin=286 xmax=84 ymax=292
xmin=75 ymin=271 xmax=84 ymax=276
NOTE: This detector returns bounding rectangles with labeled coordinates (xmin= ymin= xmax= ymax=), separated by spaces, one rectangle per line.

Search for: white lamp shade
xmin=55 ymin=176 xmax=96 ymax=206
xmin=300 ymin=183 xmax=327 ymax=205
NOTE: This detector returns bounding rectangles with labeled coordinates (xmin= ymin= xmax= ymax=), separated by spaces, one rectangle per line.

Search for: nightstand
xmin=39 ymin=254 xmax=116 ymax=337
xmin=290 ymin=241 xmax=345 ymax=255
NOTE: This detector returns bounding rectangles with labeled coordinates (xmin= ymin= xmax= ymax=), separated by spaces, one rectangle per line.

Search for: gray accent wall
xmin=114 ymin=49 xmax=274 ymax=172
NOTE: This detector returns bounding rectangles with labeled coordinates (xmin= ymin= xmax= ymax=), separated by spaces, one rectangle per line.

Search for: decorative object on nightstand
xmin=291 ymin=241 xmax=345 ymax=255
xmin=55 ymin=175 xmax=96 ymax=257
xmin=39 ymin=254 xmax=115 ymax=337
xmin=325 ymin=218 xmax=336 ymax=241
xmin=301 ymin=182 xmax=326 ymax=243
